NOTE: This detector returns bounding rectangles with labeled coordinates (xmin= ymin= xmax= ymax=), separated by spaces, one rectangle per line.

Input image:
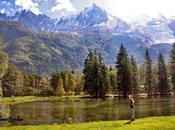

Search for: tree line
xmin=2 ymin=64 xmax=84 ymax=97
xmin=0 ymin=36 xmax=85 ymax=97
xmin=83 ymin=44 xmax=175 ymax=98
xmin=1 ymin=35 xmax=175 ymax=98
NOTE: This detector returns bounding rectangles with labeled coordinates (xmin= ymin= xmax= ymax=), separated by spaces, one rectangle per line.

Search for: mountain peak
xmin=85 ymin=3 xmax=105 ymax=13
xmin=15 ymin=9 xmax=36 ymax=17
xmin=56 ymin=3 xmax=108 ymax=28
xmin=92 ymin=3 xmax=97 ymax=7
xmin=92 ymin=3 xmax=100 ymax=9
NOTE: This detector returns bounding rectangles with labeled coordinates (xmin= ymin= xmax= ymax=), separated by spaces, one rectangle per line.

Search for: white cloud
xmin=89 ymin=0 xmax=175 ymax=21
xmin=51 ymin=0 xmax=76 ymax=12
xmin=15 ymin=0 xmax=40 ymax=14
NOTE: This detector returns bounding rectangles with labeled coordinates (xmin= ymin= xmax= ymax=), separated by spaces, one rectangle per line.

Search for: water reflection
xmin=5 ymin=96 xmax=175 ymax=126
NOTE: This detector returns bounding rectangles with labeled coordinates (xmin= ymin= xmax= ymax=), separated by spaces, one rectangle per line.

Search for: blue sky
xmin=1 ymin=0 xmax=175 ymax=20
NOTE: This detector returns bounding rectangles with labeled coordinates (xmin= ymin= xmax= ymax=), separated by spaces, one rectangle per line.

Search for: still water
xmin=1 ymin=96 xmax=175 ymax=125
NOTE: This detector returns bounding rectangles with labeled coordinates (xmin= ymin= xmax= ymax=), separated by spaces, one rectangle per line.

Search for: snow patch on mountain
xmin=128 ymin=14 xmax=175 ymax=44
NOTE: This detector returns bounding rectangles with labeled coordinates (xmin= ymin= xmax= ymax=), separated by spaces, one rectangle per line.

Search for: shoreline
xmin=0 ymin=94 xmax=174 ymax=105
xmin=0 ymin=95 xmax=82 ymax=105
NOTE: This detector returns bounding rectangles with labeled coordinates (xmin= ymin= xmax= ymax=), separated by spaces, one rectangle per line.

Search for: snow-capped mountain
xmin=0 ymin=3 xmax=175 ymax=45
xmin=57 ymin=3 xmax=108 ymax=28
xmin=168 ymin=17 xmax=175 ymax=36
xmin=12 ymin=10 xmax=56 ymax=31
xmin=0 ymin=9 xmax=56 ymax=31
xmin=128 ymin=14 xmax=175 ymax=44
xmin=0 ymin=4 xmax=129 ymax=33
xmin=0 ymin=3 xmax=175 ymax=73
xmin=54 ymin=3 xmax=128 ymax=32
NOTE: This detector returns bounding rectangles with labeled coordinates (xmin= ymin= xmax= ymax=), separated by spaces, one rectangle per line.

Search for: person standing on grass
xmin=128 ymin=95 xmax=135 ymax=121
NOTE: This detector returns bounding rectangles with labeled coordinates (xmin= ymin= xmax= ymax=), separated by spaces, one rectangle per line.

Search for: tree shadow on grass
xmin=124 ymin=120 xmax=135 ymax=125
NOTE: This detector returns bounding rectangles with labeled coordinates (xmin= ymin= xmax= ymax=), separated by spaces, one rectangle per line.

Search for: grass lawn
xmin=0 ymin=116 xmax=174 ymax=130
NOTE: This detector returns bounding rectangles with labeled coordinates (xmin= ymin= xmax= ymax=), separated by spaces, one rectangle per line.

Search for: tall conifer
xmin=158 ymin=52 xmax=168 ymax=96
xmin=169 ymin=43 xmax=175 ymax=94
xmin=144 ymin=48 xmax=152 ymax=97
xmin=116 ymin=44 xmax=132 ymax=97
xmin=131 ymin=55 xmax=139 ymax=94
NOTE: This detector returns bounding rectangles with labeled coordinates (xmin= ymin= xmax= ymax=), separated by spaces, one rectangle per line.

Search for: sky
xmin=1 ymin=0 xmax=175 ymax=21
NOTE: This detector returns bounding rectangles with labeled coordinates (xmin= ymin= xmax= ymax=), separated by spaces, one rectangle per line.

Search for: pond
xmin=1 ymin=96 xmax=175 ymax=125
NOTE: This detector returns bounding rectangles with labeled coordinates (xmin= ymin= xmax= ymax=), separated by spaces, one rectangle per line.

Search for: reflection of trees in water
xmin=6 ymin=97 xmax=175 ymax=126
xmin=0 ymin=103 xmax=11 ymax=126
xmin=83 ymin=99 xmax=129 ymax=122
xmin=60 ymin=100 xmax=85 ymax=123
xmin=135 ymin=97 xmax=175 ymax=118
xmin=168 ymin=97 xmax=175 ymax=115
xmin=10 ymin=102 xmax=40 ymax=125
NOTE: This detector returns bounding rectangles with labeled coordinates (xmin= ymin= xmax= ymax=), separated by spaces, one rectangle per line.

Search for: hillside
xmin=0 ymin=20 xmax=171 ymax=74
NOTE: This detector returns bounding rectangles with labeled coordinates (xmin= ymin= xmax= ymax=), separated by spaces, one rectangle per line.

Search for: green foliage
xmin=130 ymin=55 xmax=139 ymax=94
xmin=157 ymin=52 xmax=168 ymax=96
xmin=138 ymin=66 xmax=145 ymax=87
xmin=169 ymin=43 xmax=175 ymax=93
xmin=0 ymin=36 xmax=9 ymax=97
xmin=56 ymin=78 xmax=65 ymax=96
xmin=67 ymin=73 xmax=76 ymax=92
xmin=50 ymin=72 xmax=61 ymax=91
xmin=60 ymin=72 xmax=69 ymax=91
xmin=2 ymin=64 xmax=22 ymax=96
xmin=152 ymin=66 xmax=158 ymax=95
xmin=74 ymin=74 xmax=84 ymax=92
xmin=144 ymin=48 xmax=153 ymax=97
xmin=108 ymin=68 xmax=117 ymax=92
xmin=50 ymin=71 xmax=83 ymax=95
xmin=1 ymin=20 xmax=171 ymax=75
xmin=2 ymin=64 xmax=52 ymax=97
xmin=83 ymin=51 xmax=109 ymax=98
xmin=0 ymin=51 xmax=8 ymax=96
xmin=99 ymin=63 xmax=110 ymax=98
xmin=116 ymin=44 xmax=132 ymax=97
xmin=1 ymin=22 xmax=175 ymax=98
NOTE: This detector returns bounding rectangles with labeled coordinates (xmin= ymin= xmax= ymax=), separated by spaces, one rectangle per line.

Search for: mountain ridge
xmin=0 ymin=4 xmax=174 ymax=74
xmin=0 ymin=4 xmax=174 ymax=45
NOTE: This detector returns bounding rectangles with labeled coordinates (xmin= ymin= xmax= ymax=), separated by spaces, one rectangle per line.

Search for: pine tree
xmin=169 ymin=43 xmax=175 ymax=94
xmin=157 ymin=52 xmax=168 ymax=96
xmin=144 ymin=48 xmax=152 ymax=97
xmin=91 ymin=52 xmax=101 ymax=98
xmin=138 ymin=66 xmax=145 ymax=87
xmin=50 ymin=72 xmax=60 ymax=91
xmin=83 ymin=51 xmax=109 ymax=98
xmin=83 ymin=50 xmax=93 ymax=94
xmin=131 ymin=55 xmax=139 ymax=95
xmin=99 ymin=64 xmax=109 ymax=98
xmin=152 ymin=66 xmax=158 ymax=95
xmin=116 ymin=44 xmax=132 ymax=97
xmin=98 ymin=53 xmax=109 ymax=98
